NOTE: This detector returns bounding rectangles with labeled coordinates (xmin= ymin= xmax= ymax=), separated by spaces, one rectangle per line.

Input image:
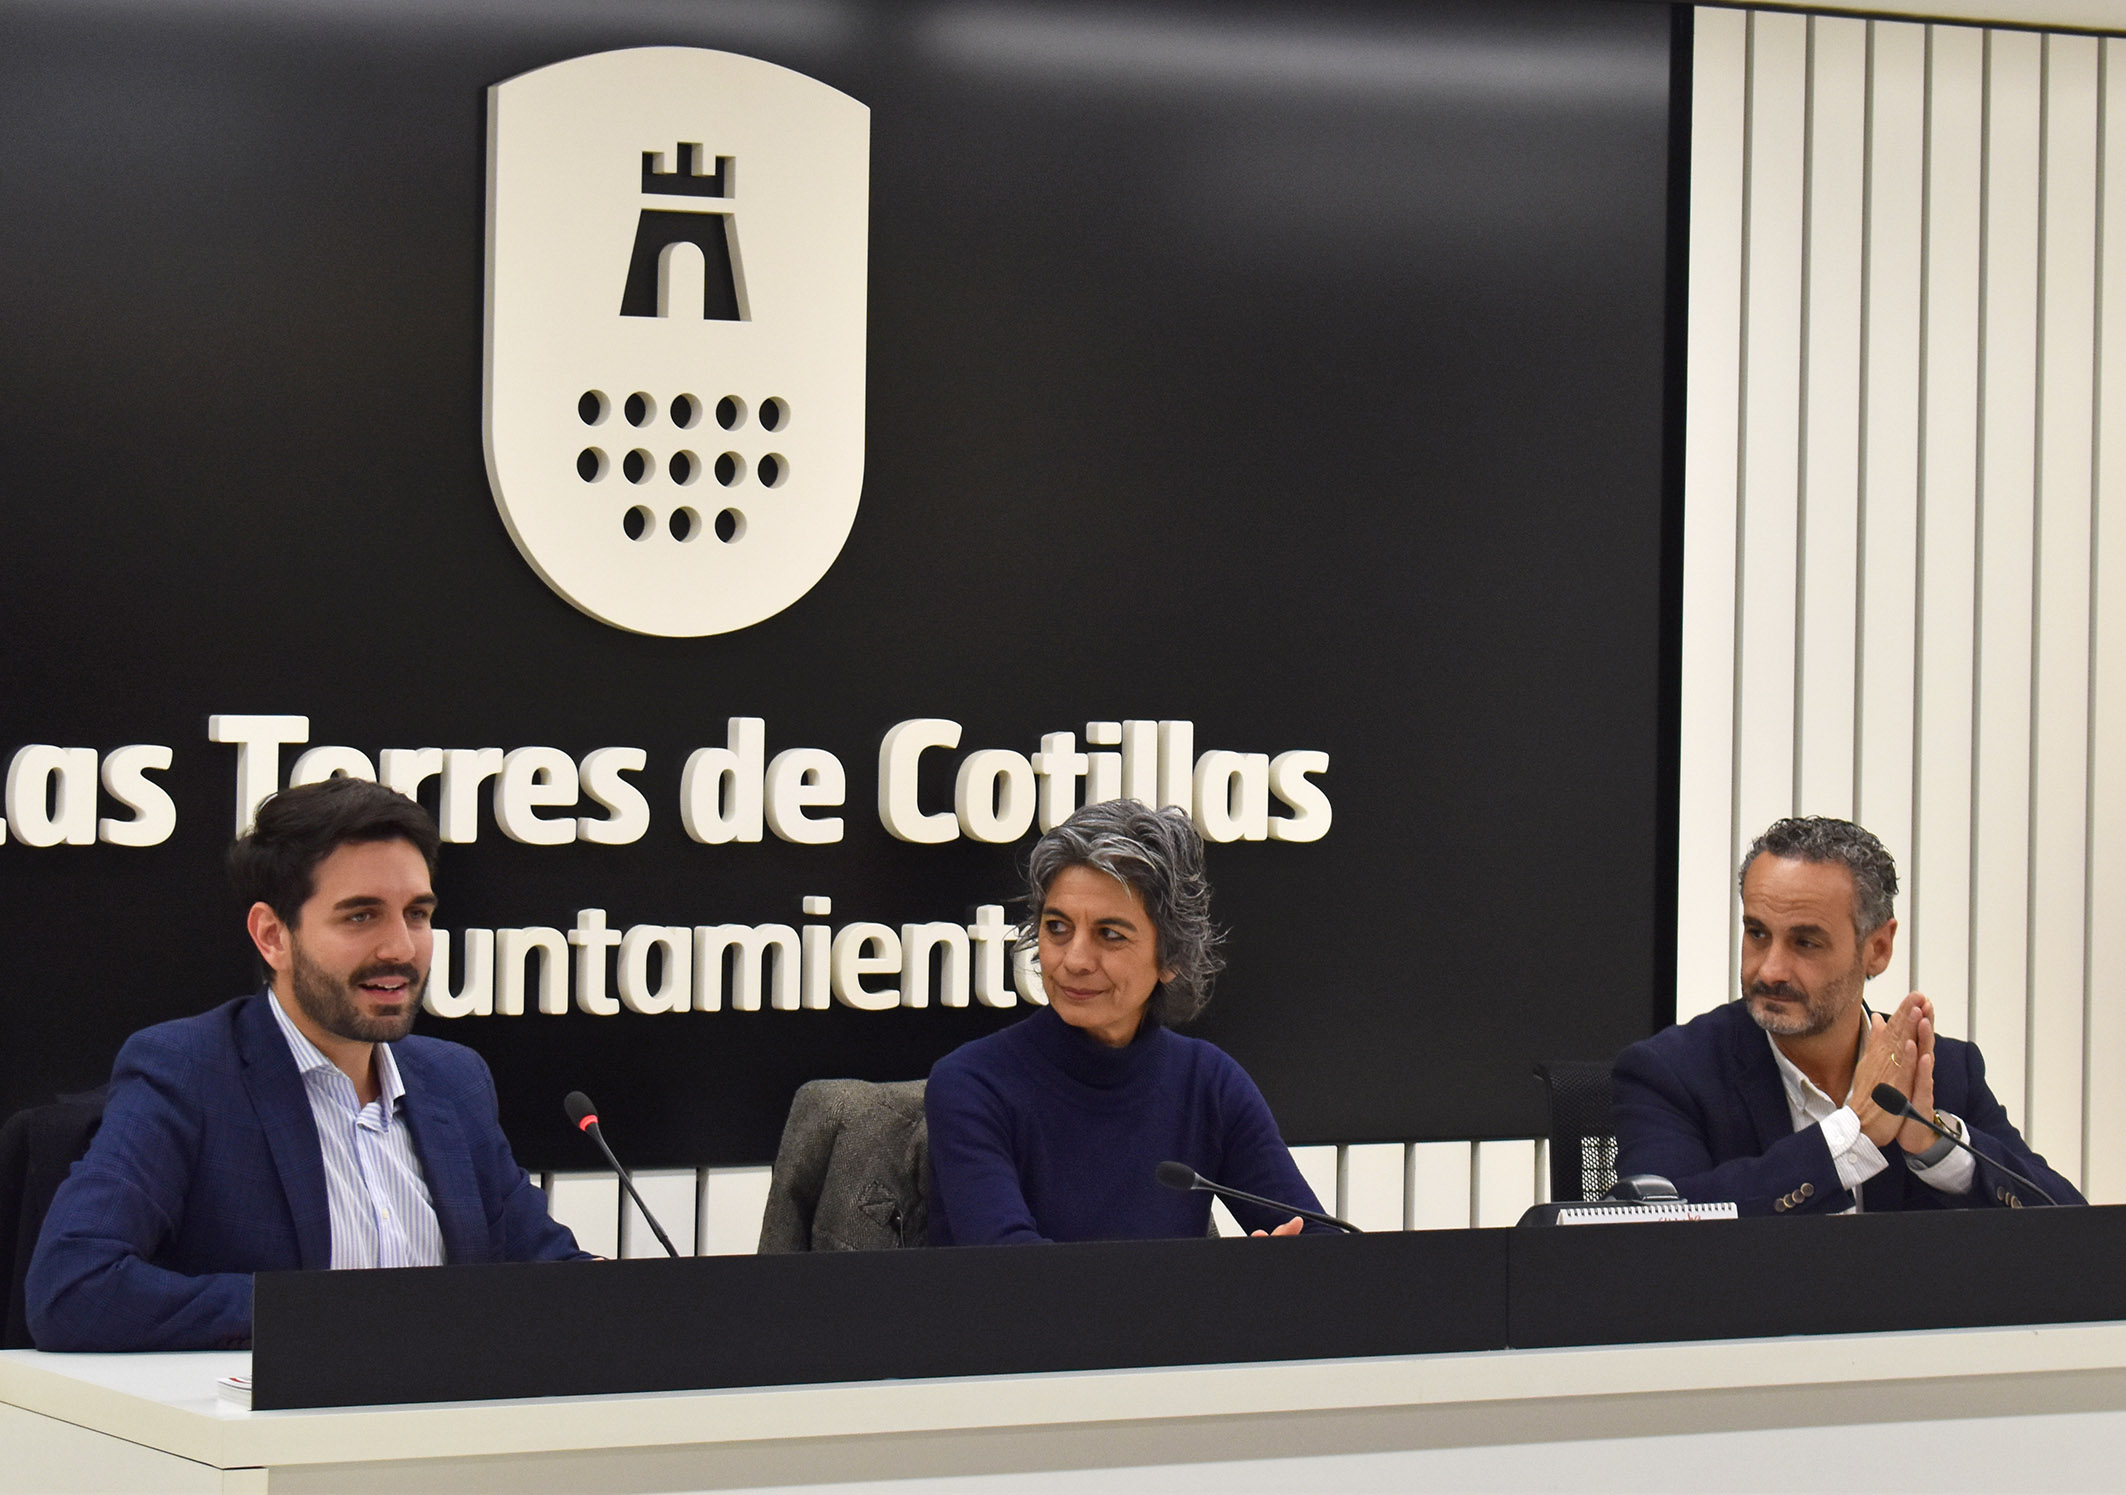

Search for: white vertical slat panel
xmin=1858 ymin=20 xmax=1929 ymax=1006
xmin=699 ymin=1164 xmax=772 ymax=1255
xmin=1342 ymin=1142 xmax=1407 ymax=1232
xmin=1680 ymin=5 xmax=1751 ymax=1022
xmin=1737 ymin=12 xmax=1812 ymax=845
xmin=1404 ymin=1141 xmax=1474 ymax=1231
xmin=1209 ymin=1199 xmax=1242 ymax=1237
xmin=1288 ymin=1144 xmax=1338 ymax=1226
xmin=2086 ymin=36 xmax=2126 ymax=1206
xmin=1689 ymin=9 xmax=2122 ymax=1199
xmin=2028 ymin=34 xmax=2101 ymax=1180
xmin=1972 ymin=28 xmax=2044 ymax=1129
xmin=619 ymin=1168 xmax=698 ymax=1258
xmin=1912 ymin=22 xmax=1987 ymax=1040
xmin=547 ymin=1172 xmax=619 ymax=1259
xmin=1798 ymin=16 xmax=1869 ymax=817
xmin=1471 ymin=1139 xmax=1538 ymax=1229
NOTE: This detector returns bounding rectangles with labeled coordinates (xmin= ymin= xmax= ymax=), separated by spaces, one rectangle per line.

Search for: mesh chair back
xmin=1534 ymin=1061 xmax=1617 ymax=1203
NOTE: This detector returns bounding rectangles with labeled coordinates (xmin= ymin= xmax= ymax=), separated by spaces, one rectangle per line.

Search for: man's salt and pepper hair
xmin=1740 ymin=815 xmax=1900 ymax=938
xmin=1018 ymin=799 xmax=1225 ymax=1027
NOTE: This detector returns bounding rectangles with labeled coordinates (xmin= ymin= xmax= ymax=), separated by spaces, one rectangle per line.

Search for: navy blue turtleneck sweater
xmin=925 ymin=1005 xmax=1325 ymax=1245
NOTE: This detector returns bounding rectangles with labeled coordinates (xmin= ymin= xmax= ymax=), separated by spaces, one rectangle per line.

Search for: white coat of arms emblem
xmin=485 ymin=47 xmax=869 ymax=637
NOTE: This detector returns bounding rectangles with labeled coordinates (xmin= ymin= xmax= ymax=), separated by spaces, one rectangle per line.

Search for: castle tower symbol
xmin=619 ymin=143 xmax=746 ymax=319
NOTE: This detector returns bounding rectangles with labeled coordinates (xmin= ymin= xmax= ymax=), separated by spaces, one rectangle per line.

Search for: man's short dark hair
xmin=228 ymin=777 xmax=441 ymax=927
xmin=1740 ymin=816 xmax=1899 ymax=938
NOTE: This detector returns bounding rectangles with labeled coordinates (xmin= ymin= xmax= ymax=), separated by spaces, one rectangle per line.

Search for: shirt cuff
xmin=1823 ymin=1105 xmax=1889 ymax=1191
xmin=1906 ymin=1112 xmax=1978 ymax=1194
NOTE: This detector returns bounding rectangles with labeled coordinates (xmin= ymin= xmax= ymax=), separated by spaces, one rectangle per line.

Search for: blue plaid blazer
xmin=27 ymin=992 xmax=585 ymax=1351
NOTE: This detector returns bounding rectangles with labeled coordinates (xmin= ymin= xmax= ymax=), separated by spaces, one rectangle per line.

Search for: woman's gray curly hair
xmin=1017 ymin=799 xmax=1225 ymax=1027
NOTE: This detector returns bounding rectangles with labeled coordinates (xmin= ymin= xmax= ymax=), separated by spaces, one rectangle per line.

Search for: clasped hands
xmin=1849 ymin=991 xmax=1945 ymax=1153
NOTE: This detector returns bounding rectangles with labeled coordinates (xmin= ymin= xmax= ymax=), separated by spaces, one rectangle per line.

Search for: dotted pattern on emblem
xmin=574 ymin=389 xmax=788 ymax=545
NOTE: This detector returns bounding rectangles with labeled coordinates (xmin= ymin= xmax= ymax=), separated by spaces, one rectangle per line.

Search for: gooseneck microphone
xmin=564 ymin=1091 xmax=681 ymax=1257
xmin=1870 ymin=1083 xmax=2060 ymax=1207
xmin=1155 ymin=1160 xmax=1363 ymax=1234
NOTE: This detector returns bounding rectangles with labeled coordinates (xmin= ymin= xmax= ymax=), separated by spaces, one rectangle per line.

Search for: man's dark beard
xmin=290 ymin=945 xmax=424 ymax=1044
xmin=1745 ymin=979 xmax=1833 ymax=1037
xmin=1744 ymin=963 xmax=1860 ymax=1040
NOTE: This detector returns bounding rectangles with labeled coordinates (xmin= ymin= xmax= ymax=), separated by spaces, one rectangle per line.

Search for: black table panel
xmin=254 ymin=1228 xmax=1505 ymax=1409
xmin=253 ymin=1206 xmax=2126 ymax=1410
xmin=1507 ymin=1204 xmax=2126 ymax=1349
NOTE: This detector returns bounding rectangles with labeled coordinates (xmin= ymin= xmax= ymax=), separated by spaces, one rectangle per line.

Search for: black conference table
xmin=2 ymin=1207 xmax=2121 ymax=1490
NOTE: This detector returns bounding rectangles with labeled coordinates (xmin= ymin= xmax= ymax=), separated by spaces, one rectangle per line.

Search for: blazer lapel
xmin=235 ymin=992 xmax=333 ymax=1270
xmin=395 ymin=1050 xmax=486 ymax=1264
xmin=1722 ymin=1006 xmax=1799 ymax=1157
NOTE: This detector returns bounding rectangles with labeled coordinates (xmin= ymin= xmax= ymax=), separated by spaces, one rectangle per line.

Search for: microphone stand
xmin=567 ymin=1093 xmax=682 ymax=1257
xmin=1870 ymin=1083 xmax=2060 ymax=1207
xmin=1156 ymin=1161 xmax=1363 ymax=1234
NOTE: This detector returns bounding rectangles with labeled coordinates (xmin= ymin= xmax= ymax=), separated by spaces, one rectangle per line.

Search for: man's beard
xmin=1744 ymin=963 xmax=1863 ymax=1039
xmin=290 ymin=943 xmax=425 ymax=1044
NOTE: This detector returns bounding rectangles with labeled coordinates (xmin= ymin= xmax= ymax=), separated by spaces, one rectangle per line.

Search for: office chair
xmin=0 ymin=1088 xmax=108 ymax=1348
xmin=1533 ymin=1061 xmax=1617 ymax=1204
xmin=757 ymin=1079 xmax=928 ymax=1252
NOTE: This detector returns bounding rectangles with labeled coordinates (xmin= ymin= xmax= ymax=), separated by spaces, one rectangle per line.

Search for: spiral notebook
xmin=1554 ymin=1200 xmax=1738 ymax=1225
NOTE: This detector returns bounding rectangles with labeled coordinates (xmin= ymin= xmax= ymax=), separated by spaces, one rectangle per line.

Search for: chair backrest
xmin=1534 ymin=1061 xmax=1617 ymax=1203
xmin=757 ymin=1078 xmax=928 ymax=1252
xmin=0 ymin=1088 xmax=108 ymax=1348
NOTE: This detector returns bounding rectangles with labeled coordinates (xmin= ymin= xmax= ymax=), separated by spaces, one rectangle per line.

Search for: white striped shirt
xmin=268 ymin=991 xmax=446 ymax=1269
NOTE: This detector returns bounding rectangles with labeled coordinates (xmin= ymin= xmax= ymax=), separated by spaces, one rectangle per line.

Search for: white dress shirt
xmin=1765 ymin=1021 xmax=1975 ymax=1212
xmin=268 ymin=991 xmax=447 ymax=1269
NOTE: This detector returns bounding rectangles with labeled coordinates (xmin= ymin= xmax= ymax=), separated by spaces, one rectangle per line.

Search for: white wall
xmin=1681 ymin=5 xmax=2126 ymax=1203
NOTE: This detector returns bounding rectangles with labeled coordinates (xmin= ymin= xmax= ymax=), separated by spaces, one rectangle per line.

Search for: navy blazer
xmin=27 ymin=993 xmax=585 ymax=1351
xmin=1612 ymin=999 xmax=2082 ymax=1216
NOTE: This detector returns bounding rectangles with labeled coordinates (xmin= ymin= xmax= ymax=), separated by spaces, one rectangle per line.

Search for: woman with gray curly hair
xmin=925 ymin=800 xmax=1324 ymax=1245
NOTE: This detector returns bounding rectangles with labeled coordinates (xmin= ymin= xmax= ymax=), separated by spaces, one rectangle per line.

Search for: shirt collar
xmin=1764 ymin=1006 xmax=1870 ymax=1111
xmin=266 ymin=988 xmax=407 ymax=1114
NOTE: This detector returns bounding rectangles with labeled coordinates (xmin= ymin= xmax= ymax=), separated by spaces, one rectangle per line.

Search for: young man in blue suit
xmin=1613 ymin=817 xmax=2081 ymax=1216
xmin=28 ymin=777 xmax=587 ymax=1352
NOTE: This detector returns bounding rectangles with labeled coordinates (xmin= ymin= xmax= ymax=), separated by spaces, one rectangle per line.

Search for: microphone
xmin=1155 ymin=1160 xmax=1363 ymax=1234
xmin=564 ymin=1090 xmax=681 ymax=1257
xmin=1870 ymin=1084 xmax=2060 ymax=1207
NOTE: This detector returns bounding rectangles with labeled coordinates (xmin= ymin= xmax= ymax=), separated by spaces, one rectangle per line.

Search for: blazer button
xmin=1774 ymin=1196 xmax=1788 ymax=1212
xmin=1799 ymin=1182 xmax=1815 ymax=1200
xmin=2007 ymin=1194 xmax=2023 ymax=1209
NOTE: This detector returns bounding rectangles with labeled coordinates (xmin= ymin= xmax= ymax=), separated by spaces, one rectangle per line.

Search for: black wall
xmin=0 ymin=0 xmax=1682 ymax=1167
